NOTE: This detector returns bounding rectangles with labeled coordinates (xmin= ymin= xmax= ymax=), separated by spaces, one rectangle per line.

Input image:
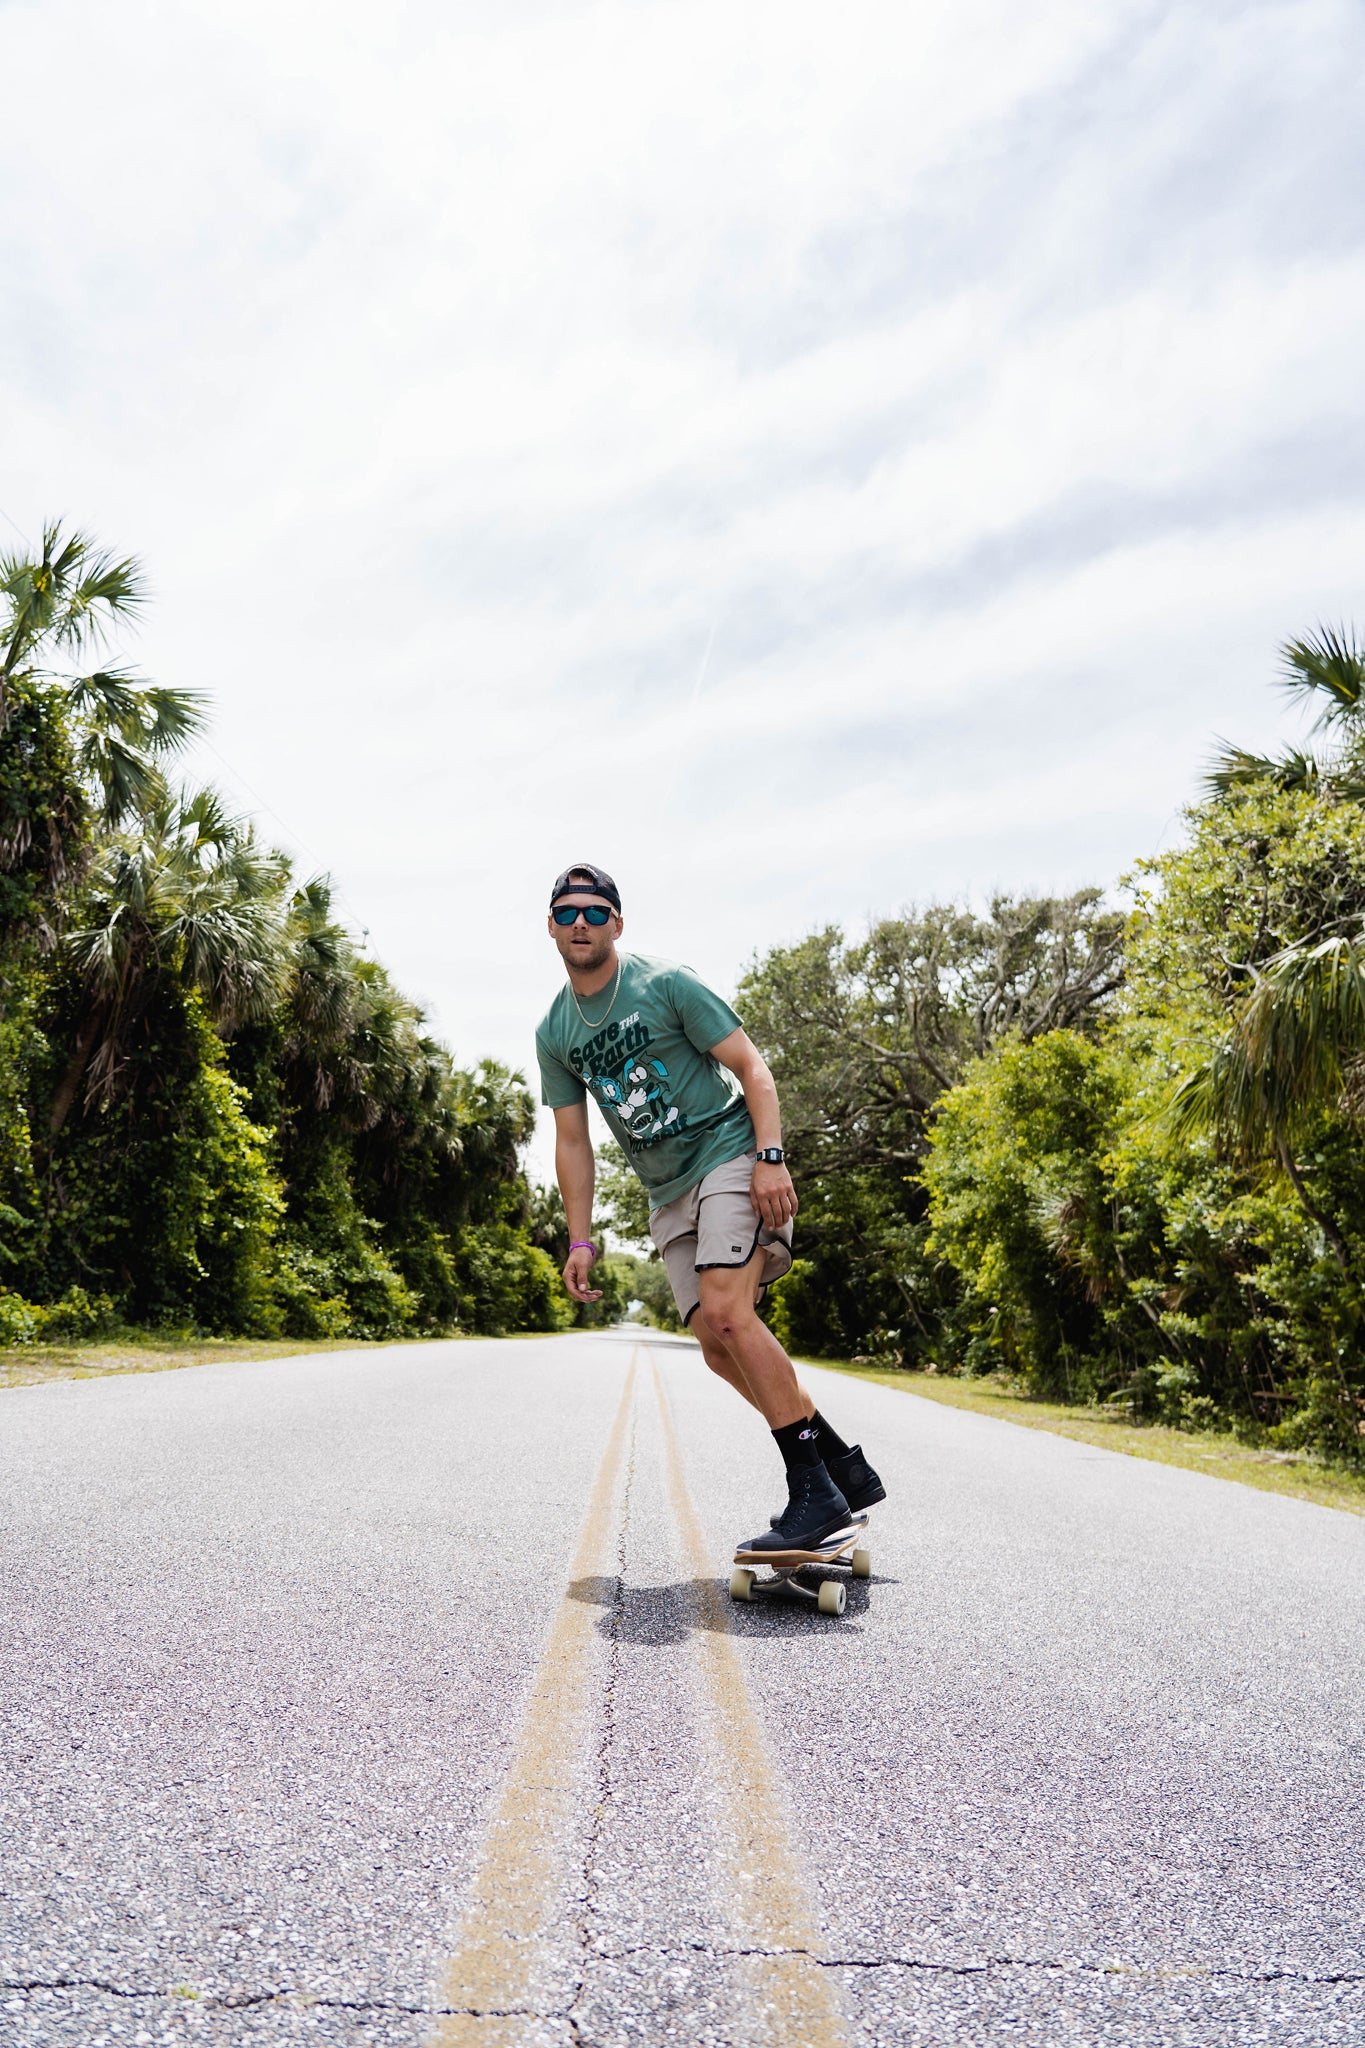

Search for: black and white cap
xmin=549 ymin=862 xmax=621 ymax=912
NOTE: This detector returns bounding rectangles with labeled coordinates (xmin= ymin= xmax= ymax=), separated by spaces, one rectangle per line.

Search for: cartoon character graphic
xmin=591 ymin=1054 xmax=682 ymax=1142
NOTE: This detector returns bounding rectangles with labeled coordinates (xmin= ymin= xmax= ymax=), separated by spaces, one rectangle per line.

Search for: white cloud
xmin=3 ymin=0 xmax=1365 ymax=1186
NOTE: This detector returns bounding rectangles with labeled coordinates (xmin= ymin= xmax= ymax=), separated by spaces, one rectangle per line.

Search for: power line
xmin=193 ymin=735 xmax=372 ymax=945
xmin=688 ymin=620 xmax=718 ymax=708
xmin=0 ymin=504 xmax=33 ymax=547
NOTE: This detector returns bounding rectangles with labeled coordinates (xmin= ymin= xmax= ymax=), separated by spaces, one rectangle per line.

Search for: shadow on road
xmin=566 ymin=1571 xmax=896 ymax=1643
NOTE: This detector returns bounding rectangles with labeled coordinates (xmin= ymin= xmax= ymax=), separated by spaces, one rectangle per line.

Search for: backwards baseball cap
xmin=550 ymin=861 xmax=621 ymax=912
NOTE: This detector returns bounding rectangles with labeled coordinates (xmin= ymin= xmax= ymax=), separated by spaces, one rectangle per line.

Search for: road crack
xmin=9 ymin=1945 xmax=1359 ymax=2019
xmin=0 ymin=1977 xmax=568 ymax=2018
xmin=569 ymin=1945 xmax=1365 ymax=1986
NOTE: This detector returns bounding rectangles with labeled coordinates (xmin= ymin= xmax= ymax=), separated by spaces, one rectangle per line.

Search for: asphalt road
xmin=2 ymin=1332 xmax=1362 ymax=2048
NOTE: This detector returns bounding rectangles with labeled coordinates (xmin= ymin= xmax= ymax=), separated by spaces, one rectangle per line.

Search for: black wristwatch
xmin=755 ymin=1147 xmax=785 ymax=1164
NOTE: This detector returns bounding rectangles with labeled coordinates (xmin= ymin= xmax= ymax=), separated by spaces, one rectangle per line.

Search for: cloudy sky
xmin=5 ymin=0 xmax=1365 ymax=1169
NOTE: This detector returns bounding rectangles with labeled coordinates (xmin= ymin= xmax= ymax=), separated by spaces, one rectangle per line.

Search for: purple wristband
xmin=569 ymin=1240 xmax=596 ymax=1259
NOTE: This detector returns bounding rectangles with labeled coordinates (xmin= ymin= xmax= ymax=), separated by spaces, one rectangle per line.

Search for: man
xmin=535 ymin=861 xmax=885 ymax=1555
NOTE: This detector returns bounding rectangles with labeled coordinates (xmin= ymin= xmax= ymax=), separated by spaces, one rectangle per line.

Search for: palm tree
xmin=1168 ymin=933 xmax=1365 ymax=1269
xmin=48 ymin=787 xmax=292 ymax=1135
xmin=0 ymin=522 xmax=204 ymax=933
xmin=1168 ymin=933 xmax=1365 ymax=1453
xmin=262 ymin=878 xmax=469 ymax=1185
xmin=1186 ymin=623 xmax=1365 ymax=1258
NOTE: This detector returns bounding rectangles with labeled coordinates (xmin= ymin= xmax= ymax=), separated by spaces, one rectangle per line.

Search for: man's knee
xmin=697 ymin=1278 xmax=758 ymax=1344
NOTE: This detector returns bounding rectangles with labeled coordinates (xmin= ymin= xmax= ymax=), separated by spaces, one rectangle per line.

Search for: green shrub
xmin=923 ymin=1030 xmax=1125 ymax=1397
xmin=37 ymin=1286 xmax=119 ymax=1340
xmin=0 ymin=1290 xmax=39 ymax=1344
xmin=0 ymin=1285 xmax=119 ymax=1346
xmin=450 ymin=1223 xmax=574 ymax=1336
xmin=270 ymin=1247 xmax=354 ymax=1340
xmin=29 ymin=990 xmax=285 ymax=1335
xmin=766 ymin=1259 xmax=830 ymax=1357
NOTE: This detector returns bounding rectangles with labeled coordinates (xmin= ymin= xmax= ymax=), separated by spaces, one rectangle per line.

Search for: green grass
xmin=0 ymin=1325 xmax=572 ymax=1391
xmin=812 ymin=1361 xmax=1365 ymax=1518
xmin=0 ymin=1333 xmax=399 ymax=1390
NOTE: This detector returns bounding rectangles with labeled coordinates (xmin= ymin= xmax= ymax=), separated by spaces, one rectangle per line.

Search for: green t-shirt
xmin=535 ymin=952 xmax=755 ymax=1207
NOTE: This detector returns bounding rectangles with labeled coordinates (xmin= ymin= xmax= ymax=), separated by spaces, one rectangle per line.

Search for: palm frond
xmin=74 ymin=728 xmax=164 ymax=826
xmin=50 ymin=543 xmax=144 ymax=655
xmin=1165 ymin=934 xmax=1365 ymax=1160
xmin=1204 ymin=741 xmax=1322 ymax=800
xmin=2 ymin=524 xmax=144 ymax=675
xmin=64 ymin=667 xmax=146 ymax=728
xmin=137 ymin=684 xmax=206 ymax=753
xmin=63 ymin=672 xmax=203 ymax=824
xmin=64 ymin=778 xmax=293 ymax=1027
xmin=66 ymin=893 xmax=147 ymax=997
xmin=1 ymin=561 xmax=54 ymax=680
xmin=167 ymin=886 xmax=292 ymax=1030
xmin=1165 ymin=1046 xmax=1265 ymax=1153
xmin=1279 ymin=625 xmax=1365 ymax=731
xmin=1165 ymin=1059 xmax=1217 ymax=1147
xmin=1239 ymin=934 xmax=1365 ymax=1106
xmin=65 ymin=670 xmax=200 ymax=746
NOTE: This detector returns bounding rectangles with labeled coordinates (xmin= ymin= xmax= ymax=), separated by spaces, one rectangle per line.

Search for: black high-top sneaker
xmin=769 ymin=1443 xmax=886 ymax=1528
xmin=824 ymin=1443 xmax=886 ymax=1512
xmin=738 ymin=1462 xmax=852 ymax=1559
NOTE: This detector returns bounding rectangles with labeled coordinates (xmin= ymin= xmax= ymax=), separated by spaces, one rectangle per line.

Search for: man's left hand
xmin=751 ymin=1158 xmax=798 ymax=1230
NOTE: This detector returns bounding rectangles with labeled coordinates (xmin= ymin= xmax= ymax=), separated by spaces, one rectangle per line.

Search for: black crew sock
xmin=811 ymin=1409 xmax=852 ymax=1460
xmin=771 ymin=1416 xmax=823 ymax=1480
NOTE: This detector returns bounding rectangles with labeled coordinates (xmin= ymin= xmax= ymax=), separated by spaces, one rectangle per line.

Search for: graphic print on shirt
xmin=569 ymin=1012 xmax=688 ymax=1151
xmin=593 ymin=1054 xmax=682 ymax=1143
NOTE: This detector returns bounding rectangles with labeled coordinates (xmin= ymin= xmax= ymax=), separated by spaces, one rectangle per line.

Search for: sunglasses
xmin=552 ymin=903 xmax=615 ymax=926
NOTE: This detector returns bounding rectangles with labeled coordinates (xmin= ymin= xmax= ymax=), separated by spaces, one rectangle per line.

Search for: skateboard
xmin=728 ymin=1516 xmax=871 ymax=1617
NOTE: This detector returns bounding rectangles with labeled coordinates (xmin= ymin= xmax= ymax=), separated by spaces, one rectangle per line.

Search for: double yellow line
xmin=432 ymin=1349 xmax=849 ymax=2047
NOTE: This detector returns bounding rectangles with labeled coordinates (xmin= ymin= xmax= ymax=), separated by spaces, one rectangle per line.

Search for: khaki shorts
xmin=647 ymin=1150 xmax=794 ymax=1326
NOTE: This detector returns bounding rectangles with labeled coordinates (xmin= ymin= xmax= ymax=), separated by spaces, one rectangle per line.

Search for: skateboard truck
xmin=729 ymin=1518 xmax=872 ymax=1617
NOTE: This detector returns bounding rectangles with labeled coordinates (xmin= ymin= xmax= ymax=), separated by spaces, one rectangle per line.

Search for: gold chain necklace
xmin=569 ymin=954 xmax=623 ymax=1031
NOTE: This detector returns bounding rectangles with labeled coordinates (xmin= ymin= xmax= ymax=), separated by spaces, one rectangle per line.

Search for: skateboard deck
xmin=729 ymin=1515 xmax=871 ymax=1617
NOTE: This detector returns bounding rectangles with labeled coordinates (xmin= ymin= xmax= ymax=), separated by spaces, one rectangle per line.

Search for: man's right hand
xmin=563 ymin=1246 xmax=603 ymax=1303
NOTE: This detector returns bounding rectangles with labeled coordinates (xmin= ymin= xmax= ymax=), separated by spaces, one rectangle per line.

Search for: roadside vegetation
xmin=0 ymin=522 xmax=584 ymax=1347
xmin=596 ymin=628 xmax=1365 ymax=1473
xmin=742 ymin=629 xmax=1365 ymax=1470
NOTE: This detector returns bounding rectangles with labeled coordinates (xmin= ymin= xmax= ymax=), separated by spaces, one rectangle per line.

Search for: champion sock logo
xmin=798 ymin=1427 xmax=817 ymax=1442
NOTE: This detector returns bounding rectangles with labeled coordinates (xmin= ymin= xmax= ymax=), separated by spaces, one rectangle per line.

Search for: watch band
xmin=755 ymin=1147 xmax=785 ymax=1164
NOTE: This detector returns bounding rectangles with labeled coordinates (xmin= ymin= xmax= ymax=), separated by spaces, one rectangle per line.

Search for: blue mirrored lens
xmin=553 ymin=905 xmax=612 ymax=925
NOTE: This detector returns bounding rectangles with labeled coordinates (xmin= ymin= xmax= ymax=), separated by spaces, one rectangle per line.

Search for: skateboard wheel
xmin=851 ymin=1548 xmax=871 ymax=1579
xmin=729 ymin=1568 xmax=757 ymax=1602
xmin=817 ymin=1580 xmax=846 ymax=1617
